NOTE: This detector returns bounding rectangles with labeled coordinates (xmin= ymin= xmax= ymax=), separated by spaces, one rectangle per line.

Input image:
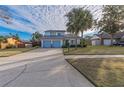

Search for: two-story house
xmin=41 ymin=30 xmax=81 ymax=48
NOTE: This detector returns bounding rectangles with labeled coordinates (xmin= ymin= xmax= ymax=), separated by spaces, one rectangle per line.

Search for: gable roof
xmin=97 ymin=32 xmax=111 ymax=38
xmin=91 ymin=32 xmax=111 ymax=40
xmin=64 ymin=34 xmax=81 ymax=39
xmin=91 ymin=35 xmax=100 ymax=40
xmin=113 ymin=31 xmax=124 ymax=38
xmin=91 ymin=31 xmax=124 ymax=40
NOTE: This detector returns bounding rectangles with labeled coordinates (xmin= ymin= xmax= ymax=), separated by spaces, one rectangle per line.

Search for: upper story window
xmin=44 ymin=30 xmax=65 ymax=37
xmin=57 ymin=33 xmax=62 ymax=36
xmin=51 ymin=32 xmax=56 ymax=36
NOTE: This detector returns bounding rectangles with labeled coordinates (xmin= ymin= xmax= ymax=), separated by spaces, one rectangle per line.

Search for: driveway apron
xmin=0 ymin=48 xmax=94 ymax=87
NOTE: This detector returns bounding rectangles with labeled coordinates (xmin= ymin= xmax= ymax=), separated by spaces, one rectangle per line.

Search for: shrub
xmin=70 ymin=45 xmax=75 ymax=47
xmin=62 ymin=45 xmax=67 ymax=48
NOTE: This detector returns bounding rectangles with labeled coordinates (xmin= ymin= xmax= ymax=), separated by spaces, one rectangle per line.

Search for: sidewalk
xmin=65 ymin=55 xmax=124 ymax=59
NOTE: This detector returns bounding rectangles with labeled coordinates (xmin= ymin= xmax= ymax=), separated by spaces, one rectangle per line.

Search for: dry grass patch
xmin=67 ymin=58 xmax=124 ymax=87
xmin=0 ymin=47 xmax=37 ymax=57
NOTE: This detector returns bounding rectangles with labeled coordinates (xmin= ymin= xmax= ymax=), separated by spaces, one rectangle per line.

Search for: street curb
xmin=65 ymin=59 xmax=98 ymax=87
xmin=64 ymin=54 xmax=124 ymax=55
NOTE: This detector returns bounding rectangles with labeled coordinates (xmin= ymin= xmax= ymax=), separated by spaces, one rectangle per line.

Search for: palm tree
xmin=65 ymin=8 xmax=93 ymax=48
xmin=98 ymin=5 xmax=124 ymax=45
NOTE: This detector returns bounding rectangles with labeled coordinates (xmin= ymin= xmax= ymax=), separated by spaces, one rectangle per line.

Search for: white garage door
xmin=92 ymin=40 xmax=101 ymax=46
xmin=104 ymin=39 xmax=111 ymax=46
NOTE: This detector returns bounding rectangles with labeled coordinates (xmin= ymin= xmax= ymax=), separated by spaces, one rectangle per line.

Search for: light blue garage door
xmin=52 ymin=41 xmax=61 ymax=48
xmin=43 ymin=40 xmax=51 ymax=48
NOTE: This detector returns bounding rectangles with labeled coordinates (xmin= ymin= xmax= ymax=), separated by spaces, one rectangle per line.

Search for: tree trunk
xmin=75 ymin=38 xmax=77 ymax=50
xmin=68 ymin=40 xmax=70 ymax=52
xmin=81 ymin=32 xmax=84 ymax=47
xmin=110 ymin=34 xmax=113 ymax=46
xmin=100 ymin=34 xmax=103 ymax=45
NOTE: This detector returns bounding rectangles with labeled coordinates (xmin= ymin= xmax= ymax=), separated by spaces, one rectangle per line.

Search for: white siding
xmin=69 ymin=39 xmax=80 ymax=45
xmin=77 ymin=39 xmax=80 ymax=44
xmin=92 ymin=40 xmax=101 ymax=46
xmin=92 ymin=39 xmax=111 ymax=46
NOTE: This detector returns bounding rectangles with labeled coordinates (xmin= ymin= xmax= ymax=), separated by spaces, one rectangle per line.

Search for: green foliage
xmin=62 ymin=40 xmax=69 ymax=48
xmin=9 ymin=33 xmax=20 ymax=40
xmin=15 ymin=33 xmax=20 ymax=40
xmin=80 ymin=39 xmax=88 ymax=47
xmin=65 ymin=8 xmax=93 ymax=49
xmin=65 ymin=8 xmax=93 ymax=36
xmin=0 ymin=36 xmax=5 ymax=42
xmin=97 ymin=5 xmax=124 ymax=45
xmin=98 ymin=5 xmax=124 ymax=34
xmin=84 ymin=36 xmax=92 ymax=46
xmin=32 ymin=31 xmax=42 ymax=42
xmin=80 ymin=39 xmax=85 ymax=46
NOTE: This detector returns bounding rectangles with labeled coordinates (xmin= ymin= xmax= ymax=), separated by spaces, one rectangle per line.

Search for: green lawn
xmin=63 ymin=46 xmax=124 ymax=55
xmin=0 ymin=47 xmax=38 ymax=57
xmin=67 ymin=58 xmax=124 ymax=87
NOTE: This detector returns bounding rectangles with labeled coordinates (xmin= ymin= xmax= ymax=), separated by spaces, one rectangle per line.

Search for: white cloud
xmin=0 ymin=5 xmax=102 ymax=34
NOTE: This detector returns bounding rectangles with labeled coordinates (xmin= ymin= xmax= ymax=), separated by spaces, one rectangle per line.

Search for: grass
xmin=0 ymin=47 xmax=38 ymax=57
xmin=67 ymin=58 xmax=124 ymax=87
xmin=63 ymin=46 xmax=124 ymax=55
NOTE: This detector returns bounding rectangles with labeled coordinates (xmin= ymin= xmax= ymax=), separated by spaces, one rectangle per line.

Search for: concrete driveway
xmin=0 ymin=48 xmax=93 ymax=87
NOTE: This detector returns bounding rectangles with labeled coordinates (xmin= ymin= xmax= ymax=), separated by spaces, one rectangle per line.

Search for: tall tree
xmin=98 ymin=5 xmax=124 ymax=45
xmin=32 ymin=31 xmax=42 ymax=42
xmin=65 ymin=8 xmax=93 ymax=48
xmin=15 ymin=33 xmax=20 ymax=40
xmin=0 ymin=36 xmax=6 ymax=42
xmin=9 ymin=33 xmax=20 ymax=40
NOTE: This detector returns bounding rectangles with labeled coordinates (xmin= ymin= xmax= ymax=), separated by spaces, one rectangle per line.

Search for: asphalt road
xmin=0 ymin=48 xmax=93 ymax=87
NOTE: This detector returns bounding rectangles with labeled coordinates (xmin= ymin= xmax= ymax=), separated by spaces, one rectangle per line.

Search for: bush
xmin=62 ymin=44 xmax=86 ymax=48
xmin=82 ymin=44 xmax=87 ymax=47
xmin=62 ymin=45 xmax=67 ymax=48
xmin=80 ymin=39 xmax=89 ymax=47
xmin=70 ymin=44 xmax=82 ymax=48
xmin=70 ymin=45 xmax=75 ymax=47
xmin=77 ymin=44 xmax=82 ymax=47
xmin=32 ymin=41 xmax=41 ymax=47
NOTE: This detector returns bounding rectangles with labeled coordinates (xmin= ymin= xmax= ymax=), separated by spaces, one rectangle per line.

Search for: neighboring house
xmin=113 ymin=31 xmax=124 ymax=42
xmin=0 ymin=42 xmax=8 ymax=49
xmin=91 ymin=31 xmax=124 ymax=46
xmin=41 ymin=30 xmax=81 ymax=48
xmin=91 ymin=32 xmax=111 ymax=46
xmin=7 ymin=37 xmax=22 ymax=47
xmin=0 ymin=37 xmax=24 ymax=49
xmin=24 ymin=41 xmax=32 ymax=48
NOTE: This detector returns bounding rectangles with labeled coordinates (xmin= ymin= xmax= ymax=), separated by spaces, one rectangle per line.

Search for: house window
xmin=58 ymin=33 xmax=61 ymax=36
xmin=71 ymin=40 xmax=74 ymax=44
xmin=51 ymin=32 xmax=56 ymax=36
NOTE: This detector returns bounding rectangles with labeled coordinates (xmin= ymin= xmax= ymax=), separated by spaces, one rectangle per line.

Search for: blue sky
xmin=0 ymin=26 xmax=32 ymax=40
xmin=0 ymin=5 xmax=102 ymax=40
